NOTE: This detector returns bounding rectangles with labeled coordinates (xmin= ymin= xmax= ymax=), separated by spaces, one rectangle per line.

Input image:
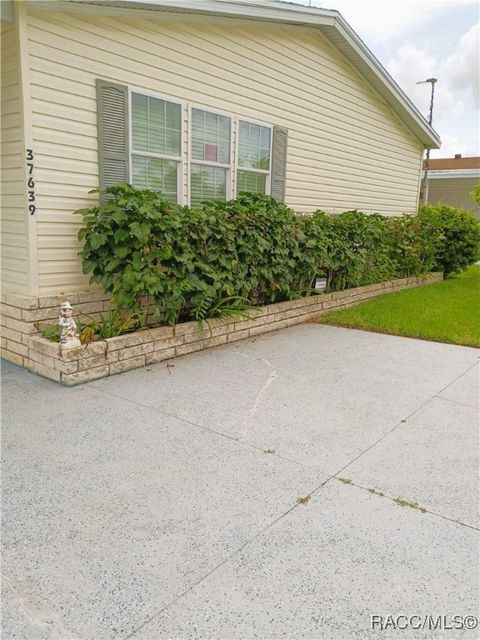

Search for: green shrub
xmin=200 ymin=193 xmax=306 ymax=304
xmin=387 ymin=214 xmax=438 ymax=277
xmin=469 ymin=184 xmax=480 ymax=206
xmin=301 ymin=210 xmax=436 ymax=290
xmin=76 ymin=186 xmax=307 ymax=324
xmin=418 ymin=204 xmax=480 ymax=275
xmin=318 ymin=211 xmax=397 ymax=290
xmin=75 ymin=184 xmax=442 ymax=326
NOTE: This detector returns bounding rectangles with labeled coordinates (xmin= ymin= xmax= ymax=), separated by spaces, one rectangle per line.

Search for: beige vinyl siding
xmin=427 ymin=177 xmax=479 ymax=213
xmin=27 ymin=9 xmax=423 ymax=294
xmin=1 ymin=22 xmax=29 ymax=292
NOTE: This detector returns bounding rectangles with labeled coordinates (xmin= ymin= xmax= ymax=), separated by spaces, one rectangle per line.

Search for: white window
xmin=127 ymin=91 xmax=275 ymax=204
xmin=190 ymin=108 xmax=231 ymax=207
xmin=130 ymin=92 xmax=182 ymax=202
xmin=236 ymin=120 xmax=272 ymax=196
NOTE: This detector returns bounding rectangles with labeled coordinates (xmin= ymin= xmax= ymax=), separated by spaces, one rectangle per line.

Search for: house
xmin=1 ymin=0 xmax=440 ymax=369
xmin=421 ymin=155 xmax=480 ymax=214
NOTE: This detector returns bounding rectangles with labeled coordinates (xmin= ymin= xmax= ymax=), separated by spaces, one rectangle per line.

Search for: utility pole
xmin=416 ymin=78 xmax=437 ymax=205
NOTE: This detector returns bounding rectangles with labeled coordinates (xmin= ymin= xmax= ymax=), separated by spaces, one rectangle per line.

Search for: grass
xmin=318 ymin=266 xmax=480 ymax=348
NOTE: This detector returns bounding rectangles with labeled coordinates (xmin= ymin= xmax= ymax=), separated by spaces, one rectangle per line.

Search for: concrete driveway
xmin=2 ymin=324 xmax=479 ymax=640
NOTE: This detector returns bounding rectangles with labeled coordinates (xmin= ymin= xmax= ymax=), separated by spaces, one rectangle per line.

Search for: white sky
xmin=290 ymin=0 xmax=479 ymax=158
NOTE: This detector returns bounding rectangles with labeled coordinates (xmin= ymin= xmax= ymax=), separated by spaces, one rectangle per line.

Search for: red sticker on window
xmin=204 ymin=144 xmax=217 ymax=162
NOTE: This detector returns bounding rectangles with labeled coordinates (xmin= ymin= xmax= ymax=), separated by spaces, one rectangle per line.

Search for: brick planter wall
xmin=2 ymin=273 xmax=443 ymax=385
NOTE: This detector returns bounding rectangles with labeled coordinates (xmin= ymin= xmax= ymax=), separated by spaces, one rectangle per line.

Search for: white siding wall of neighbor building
xmin=1 ymin=21 xmax=29 ymax=293
xmin=7 ymin=8 xmax=426 ymax=294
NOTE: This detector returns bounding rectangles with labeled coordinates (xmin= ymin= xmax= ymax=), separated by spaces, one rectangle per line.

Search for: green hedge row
xmin=76 ymin=185 xmax=480 ymax=325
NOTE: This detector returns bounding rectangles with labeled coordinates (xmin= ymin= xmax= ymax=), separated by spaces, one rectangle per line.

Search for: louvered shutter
xmin=270 ymin=126 xmax=288 ymax=203
xmin=96 ymin=80 xmax=129 ymax=195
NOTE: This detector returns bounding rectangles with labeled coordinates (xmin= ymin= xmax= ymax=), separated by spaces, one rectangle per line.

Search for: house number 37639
xmin=26 ymin=148 xmax=36 ymax=215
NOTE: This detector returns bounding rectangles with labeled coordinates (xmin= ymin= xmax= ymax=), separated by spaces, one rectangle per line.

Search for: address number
xmin=26 ymin=148 xmax=36 ymax=215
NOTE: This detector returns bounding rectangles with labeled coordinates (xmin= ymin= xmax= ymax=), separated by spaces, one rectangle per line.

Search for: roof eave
xmin=424 ymin=169 xmax=480 ymax=179
xmin=27 ymin=0 xmax=441 ymax=148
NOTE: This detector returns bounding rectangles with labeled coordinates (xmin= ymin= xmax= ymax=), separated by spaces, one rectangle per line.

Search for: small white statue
xmin=59 ymin=301 xmax=81 ymax=348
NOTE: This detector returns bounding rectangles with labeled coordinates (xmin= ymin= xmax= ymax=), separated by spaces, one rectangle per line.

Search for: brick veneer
xmin=1 ymin=273 xmax=443 ymax=385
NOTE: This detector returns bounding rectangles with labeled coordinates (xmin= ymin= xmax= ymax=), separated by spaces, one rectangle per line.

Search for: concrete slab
xmin=2 ymin=325 xmax=478 ymax=640
xmin=438 ymin=363 xmax=479 ymax=408
xmin=344 ymin=396 xmax=479 ymax=527
xmin=131 ymin=481 xmax=479 ymax=640
xmin=92 ymin=325 xmax=478 ymax=474
xmin=2 ymin=364 xmax=327 ymax=639
xmin=1 ymin=579 xmax=57 ymax=640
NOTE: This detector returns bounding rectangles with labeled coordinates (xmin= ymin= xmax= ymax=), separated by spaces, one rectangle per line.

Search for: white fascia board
xmin=423 ymin=169 xmax=480 ymax=180
xmin=28 ymin=0 xmax=440 ymax=148
xmin=33 ymin=0 xmax=338 ymax=23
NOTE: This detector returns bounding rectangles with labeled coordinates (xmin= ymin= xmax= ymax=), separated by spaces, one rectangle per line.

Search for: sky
xmin=290 ymin=0 xmax=479 ymax=158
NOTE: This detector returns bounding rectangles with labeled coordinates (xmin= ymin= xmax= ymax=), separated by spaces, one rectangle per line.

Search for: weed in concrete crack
xmin=394 ymin=497 xmax=426 ymax=512
xmin=368 ymin=488 xmax=384 ymax=496
xmin=337 ymin=477 xmax=352 ymax=484
xmin=263 ymin=448 xmax=276 ymax=454
xmin=297 ymin=495 xmax=311 ymax=505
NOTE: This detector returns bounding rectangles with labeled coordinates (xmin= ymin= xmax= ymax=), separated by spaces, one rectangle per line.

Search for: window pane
xmin=190 ymin=164 xmax=227 ymax=206
xmin=236 ymin=170 xmax=266 ymax=196
xmin=132 ymin=155 xmax=178 ymax=202
xmin=238 ymin=121 xmax=271 ymax=170
xmin=132 ymin=93 xmax=148 ymax=151
xmin=132 ymin=93 xmax=181 ymax=156
xmin=166 ymin=101 xmax=181 ymax=130
xmin=165 ymin=128 xmax=179 ymax=156
xmin=191 ymin=108 xmax=230 ymax=164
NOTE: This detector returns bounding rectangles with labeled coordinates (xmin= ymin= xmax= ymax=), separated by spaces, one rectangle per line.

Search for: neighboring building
xmin=1 ymin=0 xmax=439 ymax=368
xmin=421 ymin=155 xmax=480 ymax=214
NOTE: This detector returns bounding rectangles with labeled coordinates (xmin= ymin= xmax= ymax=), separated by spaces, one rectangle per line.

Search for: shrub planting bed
xmin=27 ymin=273 xmax=442 ymax=385
xmin=2 ymin=186 xmax=478 ymax=381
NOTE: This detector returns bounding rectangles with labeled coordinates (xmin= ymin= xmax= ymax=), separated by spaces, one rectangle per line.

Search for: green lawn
xmin=318 ymin=266 xmax=480 ymax=348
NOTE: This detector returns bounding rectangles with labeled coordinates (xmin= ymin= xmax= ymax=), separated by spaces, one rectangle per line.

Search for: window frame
xmin=128 ymin=86 xmax=185 ymax=204
xmin=127 ymin=89 xmax=275 ymax=205
xmin=235 ymin=117 xmax=273 ymax=197
xmin=188 ymin=103 xmax=234 ymax=206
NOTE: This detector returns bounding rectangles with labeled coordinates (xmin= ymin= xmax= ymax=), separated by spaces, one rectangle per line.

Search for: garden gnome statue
xmin=59 ymin=301 xmax=81 ymax=348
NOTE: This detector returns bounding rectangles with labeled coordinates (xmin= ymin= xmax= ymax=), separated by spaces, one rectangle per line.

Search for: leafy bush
xmin=387 ymin=214 xmax=438 ymax=277
xmin=418 ymin=204 xmax=480 ymax=275
xmin=76 ymin=186 xmax=306 ymax=324
xmin=75 ymin=184 xmax=443 ymax=326
xmin=298 ymin=210 xmax=436 ymax=290
xmin=199 ymin=193 xmax=306 ymax=305
xmin=316 ymin=211 xmax=397 ymax=290
xmin=469 ymin=184 xmax=480 ymax=206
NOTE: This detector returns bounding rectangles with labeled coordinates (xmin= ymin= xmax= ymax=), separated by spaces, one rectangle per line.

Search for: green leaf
xmin=114 ymin=228 xmax=129 ymax=243
xmin=160 ymin=244 xmax=172 ymax=260
xmin=130 ymin=221 xmax=151 ymax=244
xmin=116 ymin=246 xmax=130 ymax=259
xmin=89 ymin=233 xmax=106 ymax=250
xmin=112 ymin=210 xmax=127 ymax=225
xmin=131 ymin=252 xmax=144 ymax=271
xmin=82 ymin=259 xmax=96 ymax=274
